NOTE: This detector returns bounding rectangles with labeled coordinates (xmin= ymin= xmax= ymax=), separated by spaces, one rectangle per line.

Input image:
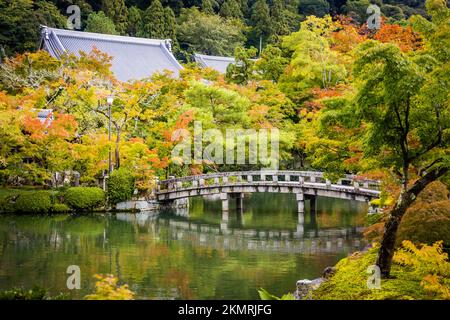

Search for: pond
xmin=0 ymin=193 xmax=368 ymax=299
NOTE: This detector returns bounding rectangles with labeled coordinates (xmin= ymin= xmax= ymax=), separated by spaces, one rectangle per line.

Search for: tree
xmin=250 ymin=0 xmax=272 ymax=48
xmin=164 ymin=6 xmax=178 ymax=49
xmin=270 ymin=0 xmax=289 ymax=41
xmin=0 ymin=0 xmax=66 ymax=56
xmin=177 ymin=8 xmax=245 ymax=56
xmin=381 ymin=4 xmax=405 ymax=21
xmin=102 ymin=0 xmax=128 ymax=34
xmin=85 ymin=11 xmax=119 ymax=35
xmin=342 ymin=0 xmax=370 ymax=24
xmin=316 ymin=39 xmax=449 ymax=277
xmin=299 ymin=0 xmax=331 ymax=18
xmin=254 ymin=45 xmax=289 ymax=81
xmin=281 ymin=16 xmax=347 ymax=90
xmin=202 ymin=0 xmax=215 ymax=14
xmin=219 ymin=0 xmax=243 ymax=20
xmin=226 ymin=46 xmax=257 ymax=85
xmin=140 ymin=0 xmax=166 ymax=39
xmin=126 ymin=6 xmax=142 ymax=37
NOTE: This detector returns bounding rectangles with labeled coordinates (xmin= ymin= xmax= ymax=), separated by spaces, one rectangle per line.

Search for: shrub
xmin=14 ymin=191 xmax=53 ymax=214
xmin=52 ymin=203 xmax=70 ymax=213
xmin=394 ymin=241 xmax=450 ymax=299
xmin=64 ymin=187 xmax=105 ymax=211
xmin=0 ymin=286 xmax=69 ymax=300
xmin=107 ymin=168 xmax=135 ymax=205
xmin=85 ymin=274 xmax=134 ymax=300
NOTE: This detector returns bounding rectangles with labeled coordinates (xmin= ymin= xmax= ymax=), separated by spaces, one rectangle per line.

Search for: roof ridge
xmin=42 ymin=26 xmax=170 ymax=47
xmin=194 ymin=53 xmax=235 ymax=61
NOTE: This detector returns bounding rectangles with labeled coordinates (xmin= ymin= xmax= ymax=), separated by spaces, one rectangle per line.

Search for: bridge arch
xmin=156 ymin=171 xmax=380 ymax=214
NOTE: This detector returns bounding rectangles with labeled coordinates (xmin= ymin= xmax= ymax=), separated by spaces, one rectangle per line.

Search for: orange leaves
xmin=47 ymin=114 xmax=78 ymax=138
xmin=374 ymin=24 xmax=423 ymax=52
xmin=23 ymin=113 xmax=77 ymax=140
xmin=23 ymin=116 xmax=45 ymax=140
xmin=331 ymin=22 xmax=367 ymax=54
xmin=163 ymin=110 xmax=195 ymax=142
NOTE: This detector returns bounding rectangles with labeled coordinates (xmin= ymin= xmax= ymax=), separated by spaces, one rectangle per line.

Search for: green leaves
xmin=258 ymin=288 xmax=295 ymax=300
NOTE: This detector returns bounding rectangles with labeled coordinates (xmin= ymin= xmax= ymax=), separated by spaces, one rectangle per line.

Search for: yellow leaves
xmin=84 ymin=274 xmax=135 ymax=300
xmin=394 ymin=240 xmax=450 ymax=299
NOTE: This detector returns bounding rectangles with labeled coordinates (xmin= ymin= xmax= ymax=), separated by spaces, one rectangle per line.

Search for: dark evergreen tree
xmin=102 ymin=0 xmax=129 ymax=34
xmin=299 ymin=0 xmax=331 ymax=18
xmin=164 ymin=6 xmax=179 ymax=51
xmin=270 ymin=0 xmax=289 ymax=41
xmin=127 ymin=6 xmax=142 ymax=36
xmin=219 ymin=0 xmax=244 ymax=19
xmin=202 ymin=0 xmax=215 ymax=14
xmin=0 ymin=0 xmax=66 ymax=56
xmin=250 ymin=0 xmax=271 ymax=49
xmin=139 ymin=0 xmax=166 ymax=38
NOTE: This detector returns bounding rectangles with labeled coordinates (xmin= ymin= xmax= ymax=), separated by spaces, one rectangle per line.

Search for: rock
xmin=322 ymin=266 xmax=336 ymax=279
xmin=295 ymin=278 xmax=325 ymax=300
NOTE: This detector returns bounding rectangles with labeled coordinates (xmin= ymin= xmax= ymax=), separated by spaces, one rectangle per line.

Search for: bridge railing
xmin=157 ymin=171 xmax=380 ymax=193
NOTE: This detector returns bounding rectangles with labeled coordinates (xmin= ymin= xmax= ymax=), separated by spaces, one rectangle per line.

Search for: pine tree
xmin=251 ymin=0 xmax=271 ymax=40
xmin=164 ymin=7 xmax=179 ymax=51
xmin=239 ymin=0 xmax=250 ymax=17
xmin=127 ymin=6 xmax=142 ymax=36
xmin=140 ymin=0 xmax=166 ymax=39
xmin=202 ymin=0 xmax=215 ymax=14
xmin=102 ymin=0 xmax=128 ymax=34
xmin=219 ymin=0 xmax=243 ymax=19
xmin=270 ymin=0 xmax=289 ymax=41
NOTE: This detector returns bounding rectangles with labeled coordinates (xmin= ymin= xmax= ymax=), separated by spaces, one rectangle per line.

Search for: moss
xmin=313 ymin=247 xmax=432 ymax=300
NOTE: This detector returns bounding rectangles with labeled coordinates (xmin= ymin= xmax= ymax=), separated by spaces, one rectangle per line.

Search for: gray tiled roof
xmin=194 ymin=53 xmax=235 ymax=74
xmin=40 ymin=26 xmax=183 ymax=81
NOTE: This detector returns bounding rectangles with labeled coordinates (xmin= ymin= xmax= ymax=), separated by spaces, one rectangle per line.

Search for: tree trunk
xmin=115 ymin=130 xmax=121 ymax=169
xmin=376 ymin=166 xmax=448 ymax=277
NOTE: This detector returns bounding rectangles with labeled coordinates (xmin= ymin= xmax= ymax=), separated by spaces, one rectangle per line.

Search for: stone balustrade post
xmin=220 ymin=193 xmax=229 ymax=212
xmin=296 ymin=192 xmax=305 ymax=213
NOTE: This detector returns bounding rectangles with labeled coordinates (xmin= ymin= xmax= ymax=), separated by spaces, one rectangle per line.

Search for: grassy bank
xmin=313 ymin=243 xmax=450 ymax=300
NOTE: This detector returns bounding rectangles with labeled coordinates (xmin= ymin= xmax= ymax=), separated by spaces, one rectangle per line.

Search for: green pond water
xmin=0 ymin=193 xmax=368 ymax=299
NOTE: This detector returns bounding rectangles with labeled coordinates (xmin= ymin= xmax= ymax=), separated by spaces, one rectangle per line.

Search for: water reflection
xmin=0 ymin=193 xmax=368 ymax=299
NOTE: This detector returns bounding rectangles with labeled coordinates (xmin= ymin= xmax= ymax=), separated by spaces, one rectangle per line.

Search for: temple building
xmin=193 ymin=53 xmax=236 ymax=74
xmin=39 ymin=26 xmax=183 ymax=82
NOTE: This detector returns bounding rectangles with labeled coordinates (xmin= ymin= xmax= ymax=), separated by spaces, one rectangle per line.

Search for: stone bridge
xmin=156 ymin=171 xmax=381 ymax=213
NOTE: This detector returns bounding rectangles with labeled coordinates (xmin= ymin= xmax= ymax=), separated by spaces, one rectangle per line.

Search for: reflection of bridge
xmin=156 ymin=171 xmax=380 ymax=213
xmin=115 ymin=212 xmax=366 ymax=254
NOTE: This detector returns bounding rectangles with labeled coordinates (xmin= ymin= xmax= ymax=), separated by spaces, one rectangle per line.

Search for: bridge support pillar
xmin=220 ymin=193 xmax=229 ymax=212
xmin=221 ymin=210 xmax=229 ymax=232
xmin=296 ymin=193 xmax=305 ymax=213
xmin=309 ymin=196 xmax=317 ymax=214
xmin=235 ymin=193 xmax=244 ymax=211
